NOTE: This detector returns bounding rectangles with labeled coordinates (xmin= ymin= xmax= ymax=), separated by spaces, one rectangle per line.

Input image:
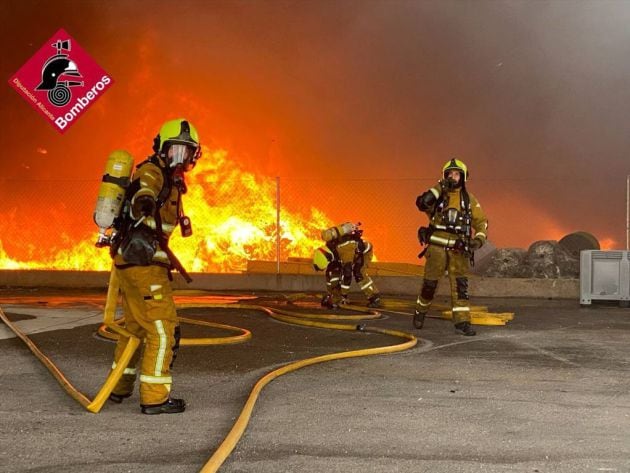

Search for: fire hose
xmin=199 ymin=304 xmax=417 ymax=473
xmin=0 ymin=273 xmax=419 ymax=472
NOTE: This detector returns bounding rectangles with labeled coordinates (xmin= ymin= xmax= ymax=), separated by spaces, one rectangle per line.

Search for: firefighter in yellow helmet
xmin=314 ymin=222 xmax=381 ymax=308
xmin=108 ymin=118 xmax=201 ymax=414
xmin=414 ymin=158 xmax=488 ymax=336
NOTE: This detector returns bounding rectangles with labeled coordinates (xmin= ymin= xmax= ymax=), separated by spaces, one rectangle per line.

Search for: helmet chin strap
xmin=172 ymin=164 xmax=187 ymax=194
xmin=152 ymin=134 xmax=161 ymax=154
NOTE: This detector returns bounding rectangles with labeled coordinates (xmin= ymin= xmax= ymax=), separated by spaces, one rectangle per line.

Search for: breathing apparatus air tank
xmin=321 ymin=222 xmax=358 ymax=242
xmin=93 ymin=150 xmax=134 ymax=247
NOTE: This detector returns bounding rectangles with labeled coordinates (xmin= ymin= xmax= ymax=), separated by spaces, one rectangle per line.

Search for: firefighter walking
xmin=106 ymin=118 xmax=201 ymax=414
xmin=414 ymin=159 xmax=488 ymax=336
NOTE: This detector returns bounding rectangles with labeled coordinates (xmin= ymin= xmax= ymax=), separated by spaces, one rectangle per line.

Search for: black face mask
xmin=444 ymin=177 xmax=459 ymax=190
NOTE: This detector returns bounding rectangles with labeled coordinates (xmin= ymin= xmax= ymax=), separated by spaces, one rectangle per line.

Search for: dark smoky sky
xmin=2 ymin=0 xmax=630 ymax=249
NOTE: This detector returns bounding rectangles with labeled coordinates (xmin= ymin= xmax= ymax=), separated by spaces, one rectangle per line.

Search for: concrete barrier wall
xmin=0 ymin=270 xmax=579 ymax=299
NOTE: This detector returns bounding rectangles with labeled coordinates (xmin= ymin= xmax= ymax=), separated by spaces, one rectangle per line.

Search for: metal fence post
xmin=276 ymin=176 xmax=281 ymax=274
xmin=626 ymin=175 xmax=629 ymax=251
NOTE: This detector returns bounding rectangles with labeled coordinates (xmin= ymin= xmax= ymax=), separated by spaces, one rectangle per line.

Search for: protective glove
xmin=418 ymin=227 xmax=429 ymax=245
xmin=133 ymin=195 xmax=156 ymax=218
xmin=438 ymin=179 xmax=449 ymax=194
xmin=453 ymin=239 xmax=467 ymax=252
xmin=438 ymin=178 xmax=457 ymax=193
xmin=469 ymin=237 xmax=483 ymax=251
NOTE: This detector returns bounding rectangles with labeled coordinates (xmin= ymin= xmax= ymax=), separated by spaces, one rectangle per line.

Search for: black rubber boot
xmin=141 ymin=398 xmax=186 ymax=415
xmin=108 ymin=392 xmax=132 ymax=404
xmin=413 ymin=309 xmax=426 ymax=329
xmin=367 ymin=294 xmax=381 ymax=308
xmin=321 ymin=294 xmax=334 ymax=309
xmin=454 ymin=321 xmax=476 ymax=336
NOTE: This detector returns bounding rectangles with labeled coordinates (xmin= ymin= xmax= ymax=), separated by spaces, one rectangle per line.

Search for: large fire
xmin=0 ymin=145 xmax=332 ymax=272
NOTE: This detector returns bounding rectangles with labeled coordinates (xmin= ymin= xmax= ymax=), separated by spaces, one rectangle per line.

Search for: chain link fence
xmin=1 ymin=174 xmax=621 ymax=272
xmin=280 ymin=178 xmax=429 ymax=264
xmin=0 ymin=177 xmax=437 ymax=272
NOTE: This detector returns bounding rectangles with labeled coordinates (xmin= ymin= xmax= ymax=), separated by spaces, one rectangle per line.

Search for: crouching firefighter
xmin=314 ymin=222 xmax=381 ymax=308
xmin=107 ymin=118 xmax=201 ymax=414
xmin=414 ymin=158 xmax=488 ymax=336
xmin=313 ymin=246 xmax=343 ymax=308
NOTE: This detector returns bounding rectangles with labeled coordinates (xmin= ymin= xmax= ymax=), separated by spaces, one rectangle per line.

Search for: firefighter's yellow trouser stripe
xmin=154 ymin=320 xmax=167 ymax=377
xmin=416 ymin=298 xmax=430 ymax=308
xmin=140 ymin=375 xmax=173 ymax=384
xmin=419 ymin=243 xmax=472 ymax=324
xmin=111 ymin=362 xmax=137 ymax=375
xmin=111 ymin=265 xmax=177 ymax=405
xmin=452 ymin=306 xmax=470 ymax=324
xmin=360 ymin=279 xmax=373 ymax=291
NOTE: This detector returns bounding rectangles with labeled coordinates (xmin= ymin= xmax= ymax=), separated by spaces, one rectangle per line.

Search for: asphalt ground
xmin=1 ymin=288 xmax=629 ymax=473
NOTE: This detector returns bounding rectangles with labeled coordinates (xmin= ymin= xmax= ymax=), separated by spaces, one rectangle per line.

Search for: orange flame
xmin=0 ymin=145 xmax=332 ymax=272
xmin=171 ymin=146 xmax=332 ymax=272
xmin=598 ymin=237 xmax=617 ymax=250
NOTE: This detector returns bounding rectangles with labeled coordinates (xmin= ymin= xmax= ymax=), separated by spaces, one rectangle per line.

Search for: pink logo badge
xmin=8 ymin=28 xmax=114 ymax=133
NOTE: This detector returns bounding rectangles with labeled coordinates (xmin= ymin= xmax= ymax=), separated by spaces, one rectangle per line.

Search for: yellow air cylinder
xmin=93 ymin=150 xmax=134 ymax=247
xmin=321 ymin=222 xmax=356 ymax=242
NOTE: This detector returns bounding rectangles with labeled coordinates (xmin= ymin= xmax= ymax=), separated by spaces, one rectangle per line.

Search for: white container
xmin=580 ymin=250 xmax=630 ymax=306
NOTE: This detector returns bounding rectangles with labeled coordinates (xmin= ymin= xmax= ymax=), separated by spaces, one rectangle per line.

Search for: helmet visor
xmin=168 ymin=144 xmax=196 ymax=170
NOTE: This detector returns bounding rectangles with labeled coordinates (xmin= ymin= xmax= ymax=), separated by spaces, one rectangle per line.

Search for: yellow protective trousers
xmin=417 ymin=243 xmax=471 ymax=325
xmin=351 ymin=262 xmax=378 ymax=298
xmin=111 ymin=265 xmax=178 ymax=406
xmin=325 ymin=263 xmax=343 ymax=302
xmin=326 ymin=262 xmax=378 ymax=303
xmin=333 ymin=243 xmax=378 ymax=301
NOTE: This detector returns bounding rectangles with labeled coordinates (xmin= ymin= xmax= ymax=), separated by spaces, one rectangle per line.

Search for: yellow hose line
xmin=177 ymin=318 xmax=252 ymax=346
xmin=0 ymin=267 xmax=254 ymax=414
xmin=268 ymin=306 xmax=380 ymax=321
xmin=435 ymin=310 xmax=514 ymax=326
xmin=103 ymin=264 xmax=120 ymax=325
xmin=97 ymin=315 xmax=252 ymax=346
xmin=86 ymin=335 xmax=140 ymax=413
xmin=97 ymin=289 xmax=255 ymax=344
xmin=199 ymin=308 xmax=417 ymax=473
xmin=0 ymin=306 xmax=92 ymax=409
xmin=2 ymin=275 xmax=419 ymax=473
xmin=0 ymin=304 xmax=141 ymax=414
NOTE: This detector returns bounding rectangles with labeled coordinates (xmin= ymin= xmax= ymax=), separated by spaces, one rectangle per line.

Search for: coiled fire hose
xmin=0 ymin=271 xmax=418 ymax=472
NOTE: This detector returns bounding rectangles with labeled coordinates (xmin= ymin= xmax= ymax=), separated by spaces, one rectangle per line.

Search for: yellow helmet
xmin=153 ymin=118 xmax=201 ymax=169
xmin=442 ymin=158 xmax=468 ymax=182
xmin=313 ymin=246 xmax=334 ymax=271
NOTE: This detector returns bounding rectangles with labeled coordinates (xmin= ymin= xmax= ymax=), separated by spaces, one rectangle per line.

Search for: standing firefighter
xmin=107 ymin=118 xmax=201 ymax=414
xmin=313 ymin=222 xmax=381 ymax=308
xmin=414 ymin=158 xmax=488 ymax=336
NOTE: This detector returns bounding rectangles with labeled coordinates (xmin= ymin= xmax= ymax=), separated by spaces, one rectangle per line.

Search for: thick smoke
xmin=1 ymin=0 xmax=630 ymax=253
